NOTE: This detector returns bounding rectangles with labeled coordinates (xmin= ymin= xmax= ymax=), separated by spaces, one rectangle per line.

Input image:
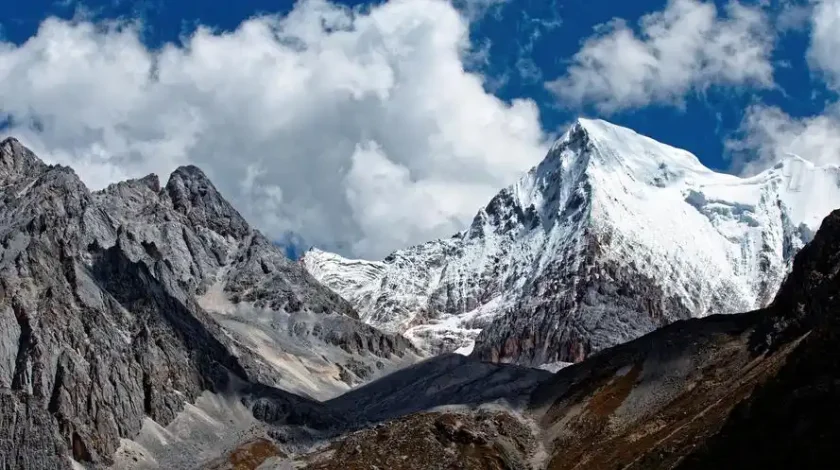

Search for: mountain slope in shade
xmin=302 ymin=118 xmax=840 ymax=366
xmin=674 ymin=209 xmax=840 ymax=469
xmin=0 ymin=138 xmax=415 ymax=468
xmin=326 ymin=353 xmax=550 ymax=424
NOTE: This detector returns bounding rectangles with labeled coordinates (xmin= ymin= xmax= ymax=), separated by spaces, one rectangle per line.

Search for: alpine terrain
xmin=2 ymin=121 xmax=839 ymax=470
xmin=303 ymin=118 xmax=840 ymax=367
xmin=0 ymin=137 xmax=417 ymax=469
xmin=299 ymin=208 xmax=840 ymax=470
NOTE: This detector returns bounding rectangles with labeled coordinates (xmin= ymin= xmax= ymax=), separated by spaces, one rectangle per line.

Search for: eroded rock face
xmin=0 ymin=138 xmax=414 ymax=467
xmin=471 ymin=232 xmax=697 ymax=365
xmin=0 ymin=391 xmax=70 ymax=470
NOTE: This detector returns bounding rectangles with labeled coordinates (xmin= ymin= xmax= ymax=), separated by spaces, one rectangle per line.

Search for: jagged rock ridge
xmin=0 ymin=137 xmax=416 ymax=469
xmin=303 ymin=118 xmax=840 ymax=366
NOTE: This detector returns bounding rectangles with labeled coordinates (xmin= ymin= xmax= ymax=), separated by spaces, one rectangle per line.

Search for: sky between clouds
xmin=0 ymin=0 xmax=837 ymax=258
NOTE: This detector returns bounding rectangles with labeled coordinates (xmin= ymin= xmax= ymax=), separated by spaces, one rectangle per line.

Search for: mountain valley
xmin=1 ymin=121 xmax=839 ymax=469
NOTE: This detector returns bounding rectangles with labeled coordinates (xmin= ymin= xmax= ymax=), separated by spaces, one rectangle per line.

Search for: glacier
xmin=302 ymin=118 xmax=840 ymax=366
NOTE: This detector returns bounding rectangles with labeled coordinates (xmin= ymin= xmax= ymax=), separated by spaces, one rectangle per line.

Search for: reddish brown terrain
xmin=303 ymin=410 xmax=539 ymax=470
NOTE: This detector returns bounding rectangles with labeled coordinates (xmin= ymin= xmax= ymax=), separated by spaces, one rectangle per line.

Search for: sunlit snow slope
xmin=303 ymin=118 xmax=840 ymax=366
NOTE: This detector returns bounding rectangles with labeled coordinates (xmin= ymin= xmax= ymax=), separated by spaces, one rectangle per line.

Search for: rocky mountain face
xmin=302 ymin=118 xmax=840 ymax=366
xmin=294 ymin=208 xmax=840 ymax=470
xmin=93 ymin=165 xmax=419 ymax=400
xmin=0 ymin=138 xmax=416 ymax=469
xmin=527 ymin=208 xmax=840 ymax=470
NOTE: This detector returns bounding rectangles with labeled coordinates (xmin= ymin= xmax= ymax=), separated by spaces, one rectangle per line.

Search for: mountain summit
xmin=303 ymin=118 xmax=840 ymax=366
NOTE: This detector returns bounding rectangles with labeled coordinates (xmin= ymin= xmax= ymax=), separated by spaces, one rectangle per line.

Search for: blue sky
xmin=1 ymin=0 xmax=822 ymax=171
xmin=0 ymin=0 xmax=837 ymax=257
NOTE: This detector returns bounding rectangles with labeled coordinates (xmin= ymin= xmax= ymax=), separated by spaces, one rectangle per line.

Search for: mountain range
xmin=1 ymin=119 xmax=838 ymax=469
xmin=303 ymin=118 xmax=840 ymax=368
xmin=0 ymin=137 xmax=416 ymax=468
xmin=302 ymin=206 xmax=840 ymax=469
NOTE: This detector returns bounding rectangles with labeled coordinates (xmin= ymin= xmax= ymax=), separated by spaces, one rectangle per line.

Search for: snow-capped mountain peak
xmin=563 ymin=118 xmax=706 ymax=172
xmin=303 ymin=119 xmax=840 ymax=366
xmin=549 ymin=119 xmax=715 ymax=188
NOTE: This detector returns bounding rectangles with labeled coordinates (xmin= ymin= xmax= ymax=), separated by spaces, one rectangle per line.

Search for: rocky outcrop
xmin=302 ymin=410 xmax=540 ymax=470
xmin=0 ymin=391 xmax=71 ymax=470
xmin=202 ymin=437 xmax=286 ymax=470
xmin=0 ymin=138 xmax=414 ymax=467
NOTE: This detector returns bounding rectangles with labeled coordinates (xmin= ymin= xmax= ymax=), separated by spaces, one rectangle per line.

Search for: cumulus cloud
xmin=0 ymin=0 xmax=548 ymax=259
xmin=546 ymin=0 xmax=775 ymax=113
xmin=344 ymin=142 xmax=494 ymax=256
xmin=728 ymin=0 xmax=840 ymax=174
xmin=808 ymin=0 xmax=840 ymax=89
xmin=775 ymin=0 xmax=812 ymax=32
xmin=727 ymin=104 xmax=840 ymax=174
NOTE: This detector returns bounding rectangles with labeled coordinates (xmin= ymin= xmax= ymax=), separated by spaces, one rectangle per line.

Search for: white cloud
xmin=727 ymin=104 xmax=840 ymax=174
xmin=775 ymin=0 xmax=812 ymax=32
xmin=547 ymin=0 xmax=775 ymax=113
xmin=727 ymin=0 xmax=840 ymax=174
xmin=0 ymin=0 xmax=548 ymax=259
xmin=344 ymin=142 xmax=492 ymax=255
xmin=808 ymin=0 xmax=840 ymax=90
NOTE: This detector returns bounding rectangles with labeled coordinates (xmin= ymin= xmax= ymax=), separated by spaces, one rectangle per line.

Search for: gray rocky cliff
xmin=0 ymin=138 xmax=415 ymax=468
